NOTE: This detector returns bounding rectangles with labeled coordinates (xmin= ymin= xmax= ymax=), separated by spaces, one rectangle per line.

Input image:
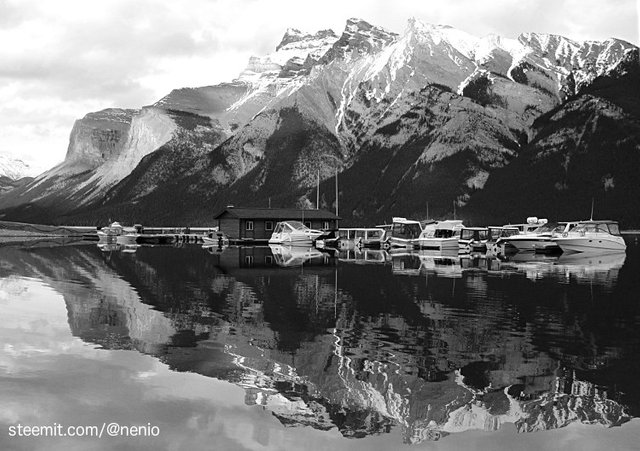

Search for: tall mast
xmin=335 ymin=167 xmax=339 ymax=217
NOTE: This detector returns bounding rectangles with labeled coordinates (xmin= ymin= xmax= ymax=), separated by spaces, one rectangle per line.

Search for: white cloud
xmin=0 ymin=0 xmax=638 ymax=176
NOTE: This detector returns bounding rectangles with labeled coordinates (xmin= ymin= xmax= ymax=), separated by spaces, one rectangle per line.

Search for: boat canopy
xmin=573 ymin=221 xmax=621 ymax=236
xmin=461 ymin=228 xmax=489 ymax=240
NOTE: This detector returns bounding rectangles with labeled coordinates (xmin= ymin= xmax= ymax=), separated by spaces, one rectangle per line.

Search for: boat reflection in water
xmin=500 ymin=250 xmax=626 ymax=288
xmin=268 ymin=244 xmax=330 ymax=267
xmin=1 ymin=240 xmax=639 ymax=447
xmin=97 ymin=242 xmax=140 ymax=254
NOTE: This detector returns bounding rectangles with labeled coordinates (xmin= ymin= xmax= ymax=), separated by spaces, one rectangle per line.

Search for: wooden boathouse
xmin=213 ymin=207 xmax=340 ymax=241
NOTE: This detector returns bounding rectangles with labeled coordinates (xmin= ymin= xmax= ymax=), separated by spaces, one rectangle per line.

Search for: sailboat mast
xmin=335 ymin=167 xmax=339 ymax=217
xmin=317 ymin=170 xmax=320 ymax=210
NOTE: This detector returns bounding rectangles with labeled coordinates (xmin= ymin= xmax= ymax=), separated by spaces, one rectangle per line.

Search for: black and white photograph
xmin=1 ymin=1 xmax=639 ymax=450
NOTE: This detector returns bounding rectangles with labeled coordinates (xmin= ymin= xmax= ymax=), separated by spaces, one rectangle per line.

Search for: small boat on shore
xmin=268 ymin=221 xmax=324 ymax=245
xmin=552 ymin=220 xmax=626 ymax=253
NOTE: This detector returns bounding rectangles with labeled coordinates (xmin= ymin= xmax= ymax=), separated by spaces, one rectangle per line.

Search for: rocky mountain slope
xmin=0 ymin=18 xmax=637 ymax=226
xmin=465 ymin=49 xmax=640 ymax=225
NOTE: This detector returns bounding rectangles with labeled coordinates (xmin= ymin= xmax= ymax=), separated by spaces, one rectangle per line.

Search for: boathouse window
xmin=304 ymin=221 xmax=311 ymax=229
xmin=246 ymin=221 xmax=254 ymax=231
xmin=244 ymin=256 xmax=254 ymax=266
xmin=323 ymin=221 xmax=330 ymax=230
xmin=265 ymin=221 xmax=273 ymax=231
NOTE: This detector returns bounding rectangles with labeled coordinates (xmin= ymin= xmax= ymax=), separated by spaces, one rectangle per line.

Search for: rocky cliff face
xmin=0 ymin=17 xmax=637 ymax=225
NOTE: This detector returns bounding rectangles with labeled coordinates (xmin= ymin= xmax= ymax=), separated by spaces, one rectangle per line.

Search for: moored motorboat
xmin=416 ymin=220 xmax=463 ymax=251
xmin=385 ymin=217 xmax=424 ymax=248
xmin=97 ymin=222 xmax=140 ymax=244
xmin=486 ymin=226 xmax=519 ymax=255
xmin=552 ymin=220 xmax=626 ymax=253
xmin=336 ymin=227 xmax=387 ymax=249
xmin=459 ymin=227 xmax=489 ymax=253
xmin=500 ymin=221 xmax=579 ymax=253
xmin=267 ymin=221 xmax=324 ymax=245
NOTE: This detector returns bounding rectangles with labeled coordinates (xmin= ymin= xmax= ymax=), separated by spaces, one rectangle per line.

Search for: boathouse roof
xmin=213 ymin=207 xmax=341 ymax=220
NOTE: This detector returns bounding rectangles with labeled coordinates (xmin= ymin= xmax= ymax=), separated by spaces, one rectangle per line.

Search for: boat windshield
xmin=392 ymin=222 xmax=422 ymax=239
xmin=501 ymin=228 xmax=519 ymax=238
xmin=434 ymin=229 xmax=455 ymax=238
xmin=608 ymin=223 xmax=621 ymax=235
xmin=562 ymin=223 xmax=578 ymax=233
xmin=286 ymin=221 xmax=308 ymax=230
xmin=572 ymin=222 xmax=620 ymax=234
xmin=461 ymin=229 xmax=488 ymax=240
xmin=488 ymin=228 xmax=502 ymax=240
xmin=533 ymin=223 xmax=557 ymax=234
xmin=572 ymin=222 xmax=618 ymax=234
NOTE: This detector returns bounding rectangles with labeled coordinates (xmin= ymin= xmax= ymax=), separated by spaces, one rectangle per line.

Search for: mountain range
xmin=0 ymin=18 xmax=638 ymax=227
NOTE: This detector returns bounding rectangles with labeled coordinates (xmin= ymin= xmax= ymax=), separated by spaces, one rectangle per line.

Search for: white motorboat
xmin=459 ymin=227 xmax=489 ymax=253
xmin=500 ymin=221 xmax=579 ymax=253
xmin=552 ymin=220 xmax=626 ymax=253
xmin=486 ymin=226 xmax=519 ymax=255
xmin=385 ymin=217 xmax=424 ymax=248
xmin=267 ymin=221 xmax=324 ymax=245
xmin=97 ymin=222 xmax=140 ymax=244
xmin=502 ymin=217 xmax=549 ymax=234
xmin=337 ymin=227 xmax=386 ymax=249
xmin=416 ymin=220 xmax=463 ymax=251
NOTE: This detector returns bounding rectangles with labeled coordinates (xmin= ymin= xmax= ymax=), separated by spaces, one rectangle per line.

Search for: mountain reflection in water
xmin=1 ymin=240 xmax=639 ymax=444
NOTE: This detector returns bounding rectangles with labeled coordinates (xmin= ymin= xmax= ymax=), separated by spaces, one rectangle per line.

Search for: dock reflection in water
xmin=1 ymin=238 xmax=639 ymax=447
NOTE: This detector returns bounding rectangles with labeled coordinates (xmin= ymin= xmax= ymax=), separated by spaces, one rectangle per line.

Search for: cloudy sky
xmin=1 ymin=0 xmax=638 ymax=175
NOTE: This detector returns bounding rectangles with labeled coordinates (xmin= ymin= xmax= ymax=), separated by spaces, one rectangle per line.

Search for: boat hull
xmin=416 ymin=237 xmax=459 ymax=251
xmin=552 ymin=236 xmax=626 ymax=253
xmin=502 ymin=237 xmax=560 ymax=253
xmin=388 ymin=237 xmax=419 ymax=248
xmin=459 ymin=240 xmax=487 ymax=253
xmin=268 ymin=233 xmax=323 ymax=245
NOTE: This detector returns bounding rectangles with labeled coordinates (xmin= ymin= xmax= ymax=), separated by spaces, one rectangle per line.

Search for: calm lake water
xmin=1 ymin=236 xmax=640 ymax=450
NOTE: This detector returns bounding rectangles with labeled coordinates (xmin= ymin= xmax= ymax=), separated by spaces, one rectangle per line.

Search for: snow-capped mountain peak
xmin=321 ymin=18 xmax=399 ymax=63
xmin=406 ymin=18 xmax=480 ymax=60
xmin=0 ymin=155 xmax=31 ymax=180
xmin=237 ymin=27 xmax=338 ymax=82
